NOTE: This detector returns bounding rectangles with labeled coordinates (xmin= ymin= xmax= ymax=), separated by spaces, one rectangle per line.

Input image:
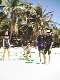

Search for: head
xmin=5 ymin=30 xmax=8 ymax=35
xmin=46 ymin=29 xmax=51 ymax=36
xmin=39 ymin=29 xmax=43 ymax=35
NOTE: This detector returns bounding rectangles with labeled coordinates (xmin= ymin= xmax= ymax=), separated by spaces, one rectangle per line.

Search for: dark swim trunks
xmin=4 ymin=39 xmax=9 ymax=48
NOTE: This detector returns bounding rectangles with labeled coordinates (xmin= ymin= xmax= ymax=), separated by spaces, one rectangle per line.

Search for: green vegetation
xmin=0 ymin=0 xmax=60 ymax=47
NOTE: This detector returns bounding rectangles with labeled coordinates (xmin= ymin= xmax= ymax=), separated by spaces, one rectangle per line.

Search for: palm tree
xmin=1 ymin=0 xmax=58 ymax=44
xmin=2 ymin=0 xmax=22 ymax=38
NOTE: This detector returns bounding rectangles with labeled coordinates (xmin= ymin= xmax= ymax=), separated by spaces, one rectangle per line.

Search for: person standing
xmin=37 ymin=30 xmax=45 ymax=62
xmin=2 ymin=29 xmax=10 ymax=61
xmin=43 ymin=29 xmax=53 ymax=64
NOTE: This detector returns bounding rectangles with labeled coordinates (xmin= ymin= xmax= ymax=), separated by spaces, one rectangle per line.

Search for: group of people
xmin=2 ymin=28 xmax=53 ymax=64
xmin=37 ymin=29 xmax=53 ymax=64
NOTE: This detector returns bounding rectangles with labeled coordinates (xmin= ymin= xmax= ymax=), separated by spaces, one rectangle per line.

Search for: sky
xmin=0 ymin=0 xmax=60 ymax=28
xmin=27 ymin=0 xmax=60 ymax=28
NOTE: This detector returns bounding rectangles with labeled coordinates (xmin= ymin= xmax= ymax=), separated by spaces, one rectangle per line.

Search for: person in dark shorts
xmin=2 ymin=29 xmax=10 ymax=61
xmin=43 ymin=29 xmax=53 ymax=64
xmin=37 ymin=30 xmax=45 ymax=62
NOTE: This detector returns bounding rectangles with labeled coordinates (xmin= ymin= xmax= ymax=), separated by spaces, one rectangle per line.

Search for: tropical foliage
xmin=0 ymin=0 xmax=60 ymax=45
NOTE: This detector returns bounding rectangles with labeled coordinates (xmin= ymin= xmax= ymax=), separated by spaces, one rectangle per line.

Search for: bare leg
xmin=7 ymin=48 xmax=10 ymax=60
xmin=48 ymin=50 xmax=51 ymax=63
xmin=39 ymin=50 xmax=41 ymax=62
xmin=2 ymin=48 xmax=6 ymax=61
xmin=48 ymin=54 xmax=50 ymax=63
xmin=43 ymin=54 xmax=46 ymax=64
xmin=43 ymin=49 xmax=47 ymax=64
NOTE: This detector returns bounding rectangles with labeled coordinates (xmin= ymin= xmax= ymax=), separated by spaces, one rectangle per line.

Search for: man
xmin=43 ymin=29 xmax=53 ymax=64
xmin=37 ymin=30 xmax=45 ymax=62
xmin=2 ymin=29 xmax=10 ymax=61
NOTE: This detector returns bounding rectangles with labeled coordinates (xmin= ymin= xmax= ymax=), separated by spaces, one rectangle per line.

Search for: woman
xmin=2 ymin=29 xmax=10 ymax=61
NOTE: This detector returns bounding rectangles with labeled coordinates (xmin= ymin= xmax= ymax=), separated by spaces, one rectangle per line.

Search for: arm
xmin=50 ymin=42 xmax=53 ymax=49
xmin=50 ymin=36 xmax=53 ymax=49
xmin=3 ymin=39 xmax=4 ymax=48
xmin=8 ymin=39 xmax=10 ymax=47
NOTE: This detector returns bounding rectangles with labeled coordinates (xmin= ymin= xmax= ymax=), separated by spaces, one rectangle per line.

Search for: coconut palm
xmin=2 ymin=0 xmax=22 ymax=38
xmin=0 ymin=0 xmax=58 ymax=45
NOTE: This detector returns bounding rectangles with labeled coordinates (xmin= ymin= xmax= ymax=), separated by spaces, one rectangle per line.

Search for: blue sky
xmin=27 ymin=0 xmax=60 ymax=28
